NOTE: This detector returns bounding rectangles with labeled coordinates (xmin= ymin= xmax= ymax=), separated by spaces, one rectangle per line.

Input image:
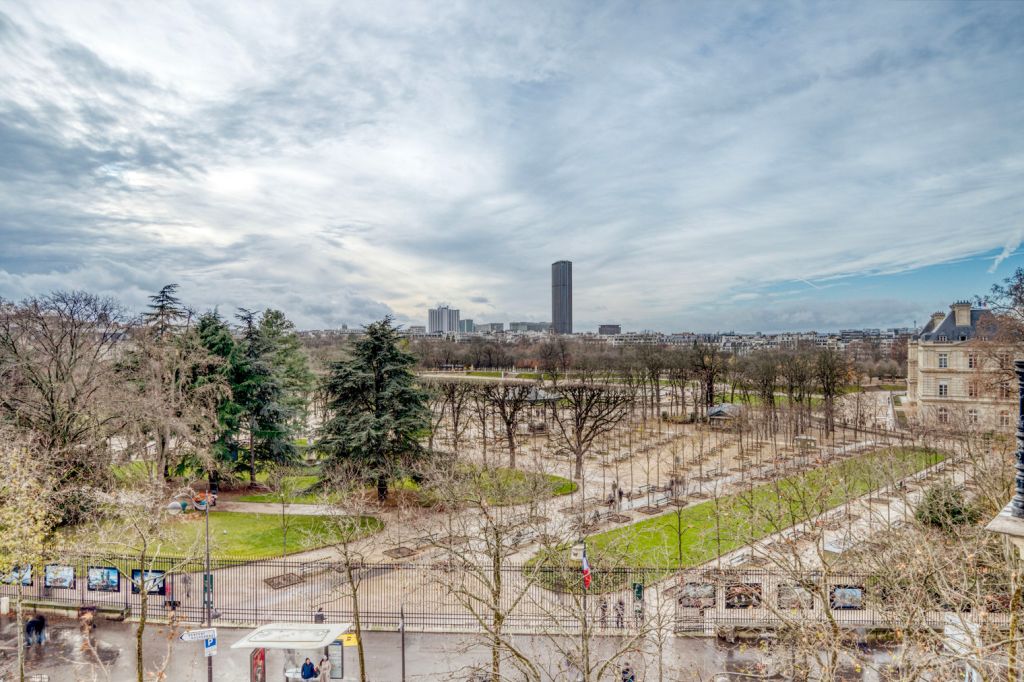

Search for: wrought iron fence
xmin=2 ymin=557 xmax=1010 ymax=633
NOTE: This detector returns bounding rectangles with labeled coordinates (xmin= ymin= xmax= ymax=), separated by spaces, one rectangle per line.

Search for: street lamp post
xmin=1012 ymin=360 xmax=1024 ymax=518
xmin=203 ymin=483 xmax=213 ymax=682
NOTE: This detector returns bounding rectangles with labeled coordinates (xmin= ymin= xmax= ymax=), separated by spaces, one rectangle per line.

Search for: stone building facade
xmin=906 ymin=301 xmax=1015 ymax=430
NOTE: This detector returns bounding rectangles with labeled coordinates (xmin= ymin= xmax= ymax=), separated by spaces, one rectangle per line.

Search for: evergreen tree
xmin=143 ymin=283 xmax=187 ymax=337
xmin=319 ymin=317 xmax=429 ymax=501
xmin=196 ymin=311 xmax=244 ymax=473
xmin=258 ymin=309 xmax=315 ymax=431
xmin=235 ymin=309 xmax=295 ymax=483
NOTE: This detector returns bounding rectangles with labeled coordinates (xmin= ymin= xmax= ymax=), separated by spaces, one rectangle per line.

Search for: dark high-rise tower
xmin=551 ymin=260 xmax=572 ymax=335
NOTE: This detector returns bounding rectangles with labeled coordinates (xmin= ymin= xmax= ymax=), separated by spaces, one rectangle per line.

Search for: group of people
xmin=299 ymin=655 xmax=331 ymax=680
xmin=606 ymin=481 xmax=627 ymax=510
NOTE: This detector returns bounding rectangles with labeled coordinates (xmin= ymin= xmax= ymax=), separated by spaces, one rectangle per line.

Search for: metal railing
xmin=3 ymin=557 xmax=1012 ymax=633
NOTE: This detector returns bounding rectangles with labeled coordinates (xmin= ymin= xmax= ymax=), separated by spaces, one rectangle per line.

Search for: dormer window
xmin=938 ymin=335 xmax=947 ymax=342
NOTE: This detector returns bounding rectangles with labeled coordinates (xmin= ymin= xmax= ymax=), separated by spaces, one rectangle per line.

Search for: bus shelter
xmin=231 ymin=622 xmax=353 ymax=681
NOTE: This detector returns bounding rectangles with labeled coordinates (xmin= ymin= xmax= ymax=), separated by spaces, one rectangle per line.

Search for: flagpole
xmin=580 ymin=464 xmax=587 ymax=677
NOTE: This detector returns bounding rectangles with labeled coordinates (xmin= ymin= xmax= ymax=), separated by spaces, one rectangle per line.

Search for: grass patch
xmin=235 ymin=468 xmax=576 ymax=506
xmin=879 ymin=383 xmax=906 ymax=392
xmin=62 ymin=512 xmax=382 ymax=560
xmin=236 ymin=475 xmax=321 ymax=503
xmin=718 ymin=393 xmax=824 ymax=408
xmin=538 ymin=447 xmax=943 ymax=585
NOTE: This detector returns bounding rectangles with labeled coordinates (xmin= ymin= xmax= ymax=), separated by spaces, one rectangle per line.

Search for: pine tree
xmin=235 ymin=309 xmax=294 ymax=484
xmin=258 ymin=309 xmax=315 ymax=432
xmin=319 ymin=317 xmax=429 ymax=501
xmin=143 ymin=283 xmax=186 ymax=337
xmin=196 ymin=311 xmax=244 ymax=473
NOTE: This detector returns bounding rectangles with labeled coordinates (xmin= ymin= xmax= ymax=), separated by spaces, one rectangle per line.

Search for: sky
xmin=1 ymin=1 xmax=1022 ymax=334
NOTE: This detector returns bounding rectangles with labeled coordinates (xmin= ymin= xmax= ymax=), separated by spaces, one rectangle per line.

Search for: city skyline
xmin=1 ymin=2 xmax=1022 ymax=332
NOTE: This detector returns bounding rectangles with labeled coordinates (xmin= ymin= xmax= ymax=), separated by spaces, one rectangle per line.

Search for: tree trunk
xmin=491 ymin=556 xmax=503 ymax=682
xmin=574 ymin=449 xmax=584 ymax=480
xmin=248 ymin=416 xmax=257 ymax=485
xmin=344 ymin=560 xmax=367 ymax=682
xmin=137 ymin=585 xmax=147 ymax=682
xmin=506 ymin=425 xmax=516 ymax=469
xmin=16 ymin=582 xmax=24 ymax=682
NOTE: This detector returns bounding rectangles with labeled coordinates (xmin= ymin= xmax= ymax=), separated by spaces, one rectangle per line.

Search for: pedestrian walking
xmin=599 ymin=597 xmax=608 ymax=627
xmin=614 ymin=599 xmax=625 ymax=628
xmin=25 ymin=614 xmax=46 ymax=647
xmin=317 ymin=655 xmax=331 ymax=681
xmin=181 ymin=573 xmax=191 ymax=600
xmin=620 ymin=664 xmax=635 ymax=682
xmin=617 ymin=487 xmax=624 ymax=510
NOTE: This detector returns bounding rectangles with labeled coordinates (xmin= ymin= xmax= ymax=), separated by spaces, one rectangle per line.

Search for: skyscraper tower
xmin=551 ymin=260 xmax=572 ymax=335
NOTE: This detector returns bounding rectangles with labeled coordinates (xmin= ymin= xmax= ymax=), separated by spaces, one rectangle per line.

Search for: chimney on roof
xmin=951 ymin=300 xmax=972 ymax=327
xmin=929 ymin=311 xmax=945 ymax=330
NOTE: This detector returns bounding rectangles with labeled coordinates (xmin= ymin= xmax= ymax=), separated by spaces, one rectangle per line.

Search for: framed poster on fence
xmin=725 ymin=582 xmax=762 ymax=609
xmin=44 ymin=564 xmax=75 ymax=589
xmin=87 ymin=566 xmax=121 ymax=592
xmin=131 ymin=569 xmax=166 ymax=595
xmin=1 ymin=565 xmax=32 ymax=586
xmin=829 ymin=584 xmax=865 ymax=610
xmin=678 ymin=582 xmax=715 ymax=609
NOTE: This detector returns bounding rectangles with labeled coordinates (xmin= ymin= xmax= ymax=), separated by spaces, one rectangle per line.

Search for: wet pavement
xmin=0 ymin=612 xmax=901 ymax=681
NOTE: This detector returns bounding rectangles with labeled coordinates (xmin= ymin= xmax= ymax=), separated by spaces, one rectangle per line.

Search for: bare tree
xmin=551 ymin=382 xmax=633 ymax=480
xmin=83 ymin=480 xmax=202 ymax=682
xmin=814 ymin=348 xmax=850 ymax=437
xmin=485 ymin=383 xmax=533 ymax=469
xmin=312 ymin=465 xmax=391 ymax=682
xmin=0 ymin=291 xmax=127 ymax=522
xmin=0 ymin=429 xmax=55 ymax=682
xmin=423 ymin=458 xmax=563 ymax=681
xmin=118 ymin=318 xmax=227 ymax=481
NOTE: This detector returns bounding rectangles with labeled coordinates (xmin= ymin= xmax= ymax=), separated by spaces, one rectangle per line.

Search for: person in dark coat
xmin=25 ymin=614 xmax=46 ymax=647
xmin=301 ymin=657 xmax=317 ymax=679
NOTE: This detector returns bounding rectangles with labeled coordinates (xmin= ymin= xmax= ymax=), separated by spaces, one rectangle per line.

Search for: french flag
xmin=581 ymin=546 xmax=592 ymax=590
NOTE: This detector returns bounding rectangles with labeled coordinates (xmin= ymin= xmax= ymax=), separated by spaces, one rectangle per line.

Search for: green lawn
xmin=237 ymin=468 xmax=576 ymax=506
xmin=236 ymin=475 xmax=321 ymax=503
xmin=579 ymin=447 xmax=942 ymax=569
xmin=63 ymin=512 xmax=383 ymax=560
xmin=718 ymin=393 xmax=824 ymax=408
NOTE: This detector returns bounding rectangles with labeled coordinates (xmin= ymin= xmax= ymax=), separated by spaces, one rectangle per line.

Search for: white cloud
xmin=0 ymin=1 xmax=1022 ymax=330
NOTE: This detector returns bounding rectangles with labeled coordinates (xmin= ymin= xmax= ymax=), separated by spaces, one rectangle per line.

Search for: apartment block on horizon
xmin=428 ymin=305 xmax=460 ymax=335
xmin=906 ymin=300 xmax=1016 ymax=430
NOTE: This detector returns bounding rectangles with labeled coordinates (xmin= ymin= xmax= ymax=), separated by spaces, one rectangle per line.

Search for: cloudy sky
xmin=1 ymin=1 xmax=1022 ymax=333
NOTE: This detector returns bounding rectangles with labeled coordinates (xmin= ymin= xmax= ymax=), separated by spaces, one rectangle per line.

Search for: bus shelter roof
xmin=230 ymin=623 xmax=352 ymax=650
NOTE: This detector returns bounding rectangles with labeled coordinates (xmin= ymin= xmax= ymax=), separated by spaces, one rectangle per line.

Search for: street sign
xmin=180 ymin=628 xmax=217 ymax=642
xmin=340 ymin=633 xmax=359 ymax=647
xmin=204 ymin=637 xmax=218 ymax=657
